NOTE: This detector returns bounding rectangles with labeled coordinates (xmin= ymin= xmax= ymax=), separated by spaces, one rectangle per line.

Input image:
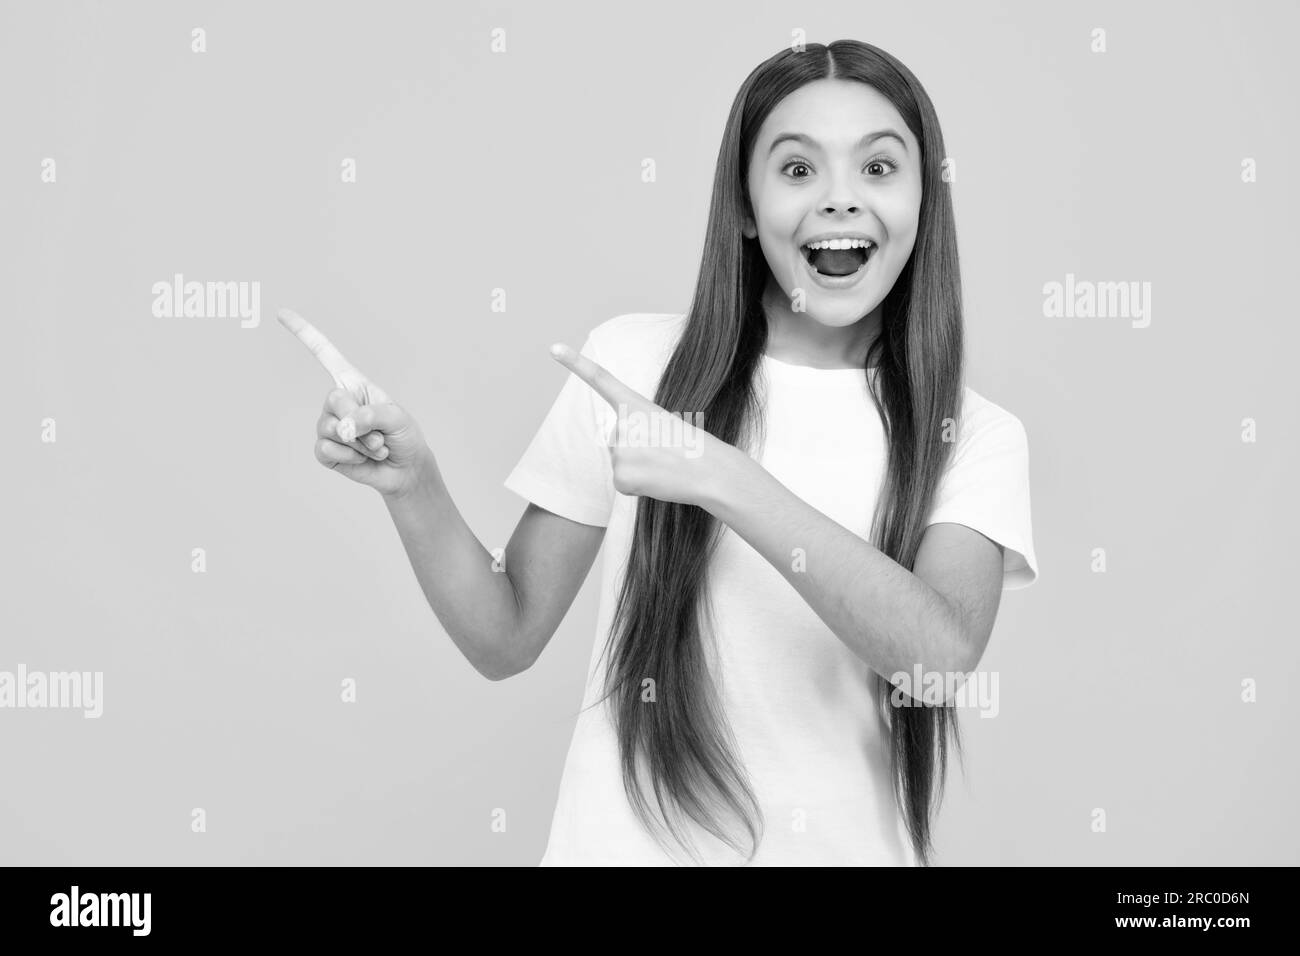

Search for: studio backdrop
xmin=2 ymin=0 xmax=1295 ymax=865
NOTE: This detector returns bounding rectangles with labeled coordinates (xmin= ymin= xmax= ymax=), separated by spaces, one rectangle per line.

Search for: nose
xmin=818 ymin=177 xmax=862 ymax=215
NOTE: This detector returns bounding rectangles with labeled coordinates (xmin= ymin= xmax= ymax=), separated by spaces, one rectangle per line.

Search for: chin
xmin=804 ymin=296 xmax=878 ymax=326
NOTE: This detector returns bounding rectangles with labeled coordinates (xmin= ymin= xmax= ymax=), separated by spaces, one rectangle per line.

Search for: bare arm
xmin=546 ymin=339 xmax=1005 ymax=692
xmin=702 ymin=452 xmax=1002 ymax=681
xmin=277 ymin=307 xmax=604 ymax=682
xmin=383 ymin=449 xmax=605 ymax=680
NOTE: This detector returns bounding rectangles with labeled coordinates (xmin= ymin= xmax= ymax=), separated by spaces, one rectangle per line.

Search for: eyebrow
xmin=767 ymin=129 xmax=909 ymax=157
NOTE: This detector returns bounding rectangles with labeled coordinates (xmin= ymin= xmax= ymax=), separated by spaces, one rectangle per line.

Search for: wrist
xmin=698 ymin=442 xmax=754 ymax=521
xmin=382 ymin=446 xmax=440 ymax=506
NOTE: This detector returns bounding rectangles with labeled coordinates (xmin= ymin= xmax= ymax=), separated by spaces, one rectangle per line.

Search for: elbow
xmin=941 ymin=629 xmax=975 ymax=678
xmin=474 ymin=639 xmax=537 ymax=682
xmin=930 ymin=603 xmax=983 ymax=678
xmin=477 ymin=575 xmax=542 ymax=681
xmin=475 ymin=654 xmax=524 ymax=682
xmin=947 ymin=621 xmax=990 ymax=677
xmin=480 ymin=660 xmax=514 ymax=686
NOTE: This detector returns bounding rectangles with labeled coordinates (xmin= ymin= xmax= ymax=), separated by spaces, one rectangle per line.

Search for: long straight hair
xmin=589 ymin=39 xmax=965 ymax=866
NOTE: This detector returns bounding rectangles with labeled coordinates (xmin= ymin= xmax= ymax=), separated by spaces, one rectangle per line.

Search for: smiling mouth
xmin=801 ymin=241 xmax=876 ymax=277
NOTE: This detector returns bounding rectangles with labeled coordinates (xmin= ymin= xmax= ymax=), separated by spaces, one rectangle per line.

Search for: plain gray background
xmin=3 ymin=0 xmax=1296 ymax=866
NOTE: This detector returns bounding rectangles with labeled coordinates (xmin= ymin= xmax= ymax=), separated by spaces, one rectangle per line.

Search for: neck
xmin=760 ymin=276 xmax=882 ymax=369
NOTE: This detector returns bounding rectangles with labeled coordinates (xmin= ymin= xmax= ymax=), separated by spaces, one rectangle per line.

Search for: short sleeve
xmin=925 ymin=410 xmax=1039 ymax=590
xmin=503 ymin=333 xmax=615 ymax=527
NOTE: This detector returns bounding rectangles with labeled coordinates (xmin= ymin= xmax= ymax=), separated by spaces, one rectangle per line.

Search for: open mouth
xmin=801 ymin=239 xmax=876 ymax=277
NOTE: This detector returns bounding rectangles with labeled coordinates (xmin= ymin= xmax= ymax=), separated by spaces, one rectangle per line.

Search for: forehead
xmin=755 ymin=79 xmax=916 ymax=153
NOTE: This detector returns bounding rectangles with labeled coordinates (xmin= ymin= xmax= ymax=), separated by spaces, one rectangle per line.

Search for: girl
xmin=283 ymin=39 xmax=1038 ymax=866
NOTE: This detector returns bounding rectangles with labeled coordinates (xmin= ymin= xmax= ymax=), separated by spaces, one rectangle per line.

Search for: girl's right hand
xmin=279 ymin=307 xmax=434 ymax=500
xmin=314 ymin=387 xmax=432 ymax=499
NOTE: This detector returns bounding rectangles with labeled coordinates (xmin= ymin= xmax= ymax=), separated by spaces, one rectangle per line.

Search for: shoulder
xmin=583 ymin=312 xmax=689 ymax=395
xmin=952 ymin=384 xmax=1030 ymax=456
xmin=586 ymin=312 xmax=688 ymax=355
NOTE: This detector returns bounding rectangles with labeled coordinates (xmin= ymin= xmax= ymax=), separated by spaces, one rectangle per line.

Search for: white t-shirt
xmin=505 ymin=312 xmax=1038 ymax=866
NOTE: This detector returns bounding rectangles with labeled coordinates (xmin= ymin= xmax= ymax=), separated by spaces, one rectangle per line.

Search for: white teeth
xmin=803 ymin=238 xmax=874 ymax=251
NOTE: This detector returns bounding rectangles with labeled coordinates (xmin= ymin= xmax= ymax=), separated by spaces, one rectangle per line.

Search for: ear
xmin=740 ymin=195 xmax=757 ymax=239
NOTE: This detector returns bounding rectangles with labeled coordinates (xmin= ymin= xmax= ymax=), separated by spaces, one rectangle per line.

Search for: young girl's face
xmin=744 ymin=78 xmax=923 ymax=331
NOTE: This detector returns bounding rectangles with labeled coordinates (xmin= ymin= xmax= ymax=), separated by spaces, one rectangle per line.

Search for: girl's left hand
xmin=549 ymin=343 xmax=740 ymax=510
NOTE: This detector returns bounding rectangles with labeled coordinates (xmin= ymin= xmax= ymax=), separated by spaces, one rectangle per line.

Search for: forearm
xmin=701 ymin=450 xmax=968 ymax=679
xmin=381 ymin=448 xmax=524 ymax=680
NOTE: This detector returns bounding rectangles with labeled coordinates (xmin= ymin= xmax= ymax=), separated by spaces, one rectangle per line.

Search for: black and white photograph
xmin=1 ymin=0 xmax=1293 ymax=933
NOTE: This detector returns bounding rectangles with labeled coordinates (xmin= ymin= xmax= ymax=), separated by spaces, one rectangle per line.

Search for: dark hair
xmin=588 ymin=38 xmax=965 ymax=866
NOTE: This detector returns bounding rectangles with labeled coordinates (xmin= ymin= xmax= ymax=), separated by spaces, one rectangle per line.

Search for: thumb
xmin=338 ymin=402 xmax=406 ymax=442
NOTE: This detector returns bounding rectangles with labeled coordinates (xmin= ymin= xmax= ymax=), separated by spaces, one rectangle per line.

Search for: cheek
xmin=882 ymin=191 xmax=922 ymax=261
xmin=754 ymin=189 xmax=802 ymax=239
xmin=758 ymin=232 xmax=801 ymax=282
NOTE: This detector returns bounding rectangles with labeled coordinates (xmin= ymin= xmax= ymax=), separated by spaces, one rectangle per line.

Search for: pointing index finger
xmin=549 ymin=342 xmax=652 ymax=412
xmin=278 ymin=308 xmax=390 ymax=404
xmin=277 ymin=308 xmax=358 ymax=387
